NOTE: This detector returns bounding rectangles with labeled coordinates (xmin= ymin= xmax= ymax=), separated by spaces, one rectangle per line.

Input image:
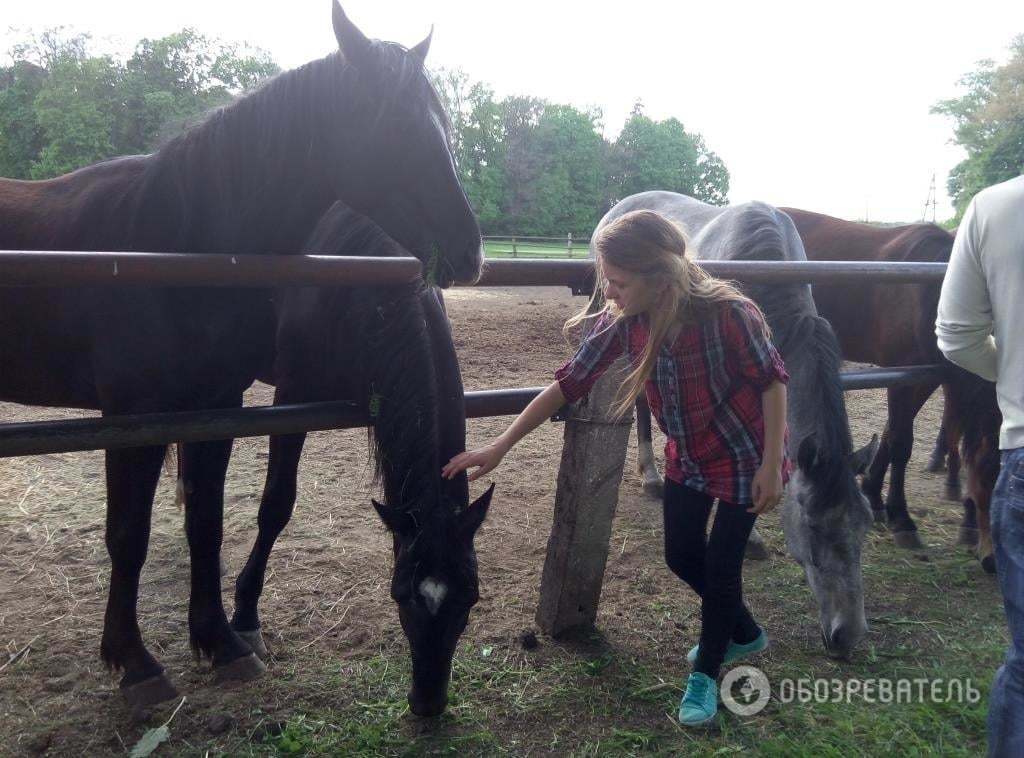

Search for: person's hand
xmin=749 ymin=460 xmax=784 ymax=514
xmin=442 ymin=440 xmax=509 ymax=482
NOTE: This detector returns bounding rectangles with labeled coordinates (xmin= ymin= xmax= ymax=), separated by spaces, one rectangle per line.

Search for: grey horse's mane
xmin=729 ymin=207 xmax=857 ymax=512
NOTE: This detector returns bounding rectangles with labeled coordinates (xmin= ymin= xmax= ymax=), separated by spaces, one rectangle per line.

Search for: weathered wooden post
xmin=512 ymin=237 xmax=518 ymax=258
xmin=567 ymin=232 xmax=573 ymax=258
xmin=536 ymin=311 xmax=633 ymax=636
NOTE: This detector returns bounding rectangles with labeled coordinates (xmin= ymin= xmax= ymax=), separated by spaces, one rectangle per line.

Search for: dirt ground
xmin=0 ymin=285 xmax=1000 ymax=756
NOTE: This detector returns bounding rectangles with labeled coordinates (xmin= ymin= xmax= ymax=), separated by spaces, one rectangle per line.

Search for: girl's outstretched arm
xmin=442 ymin=381 xmax=567 ymax=482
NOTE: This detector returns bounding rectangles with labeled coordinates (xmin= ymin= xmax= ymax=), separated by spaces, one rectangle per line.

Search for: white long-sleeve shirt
xmin=936 ymin=175 xmax=1024 ymax=450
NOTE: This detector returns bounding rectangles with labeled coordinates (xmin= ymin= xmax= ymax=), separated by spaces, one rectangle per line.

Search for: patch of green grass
xmin=483 ymin=240 xmax=588 ymax=259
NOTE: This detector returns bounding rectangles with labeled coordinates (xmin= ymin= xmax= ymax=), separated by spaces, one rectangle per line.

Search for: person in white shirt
xmin=936 ymin=174 xmax=1024 ymax=758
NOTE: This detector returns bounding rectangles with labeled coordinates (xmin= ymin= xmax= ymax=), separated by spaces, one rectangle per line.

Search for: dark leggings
xmin=663 ymin=478 xmax=760 ymax=679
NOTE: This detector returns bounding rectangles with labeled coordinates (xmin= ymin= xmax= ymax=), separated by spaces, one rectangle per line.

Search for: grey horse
xmin=593 ymin=191 xmax=877 ymax=659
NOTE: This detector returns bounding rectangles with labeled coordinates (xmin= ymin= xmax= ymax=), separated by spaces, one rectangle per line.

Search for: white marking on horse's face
xmin=419 ymin=577 xmax=448 ymax=616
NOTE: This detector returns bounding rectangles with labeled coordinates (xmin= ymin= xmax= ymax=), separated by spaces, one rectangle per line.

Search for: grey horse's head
xmin=782 ymin=433 xmax=877 ymax=658
xmin=775 ymin=306 xmax=879 ymax=659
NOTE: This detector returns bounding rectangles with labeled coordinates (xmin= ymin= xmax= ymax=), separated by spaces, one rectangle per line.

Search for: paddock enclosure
xmin=0 ymin=263 xmax=1006 ymax=755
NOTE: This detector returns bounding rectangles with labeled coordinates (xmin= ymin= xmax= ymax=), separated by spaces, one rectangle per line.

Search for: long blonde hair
xmin=565 ymin=209 xmax=771 ymax=419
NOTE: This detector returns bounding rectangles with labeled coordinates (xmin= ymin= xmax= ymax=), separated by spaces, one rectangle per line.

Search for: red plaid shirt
xmin=555 ymin=300 xmax=791 ymax=505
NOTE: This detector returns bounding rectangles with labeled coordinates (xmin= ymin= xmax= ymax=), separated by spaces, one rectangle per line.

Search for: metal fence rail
xmin=1 ymin=252 xmax=947 ymax=288
xmin=0 ymin=367 xmax=947 ymax=458
xmin=0 ymin=255 xmax=951 ymax=458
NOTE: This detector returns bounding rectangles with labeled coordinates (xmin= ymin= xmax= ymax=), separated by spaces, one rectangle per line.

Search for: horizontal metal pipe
xmin=839 ymin=365 xmax=948 ymax=390
xmin=0 ymin=367 xmax=947 ymax=458
xmin=0 ymin=252 xmax=423 ymax=288
xmin=0 ymin=253 xmax=948 ymax=289
xmin=474 ymin=259 xmax=948 ymax=287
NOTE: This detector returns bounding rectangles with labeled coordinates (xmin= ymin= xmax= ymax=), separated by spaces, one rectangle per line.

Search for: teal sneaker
xmin=687 ymin=629 xmax=768 ymax=667
xmin=678 ymin=671 xmax=718 ymax=726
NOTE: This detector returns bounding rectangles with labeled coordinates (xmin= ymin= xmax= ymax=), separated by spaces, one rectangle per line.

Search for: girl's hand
xmin=749 ymin=461 xmax=784 ymax=514
xmin=442 ymin=440 xmax=508 ymax=482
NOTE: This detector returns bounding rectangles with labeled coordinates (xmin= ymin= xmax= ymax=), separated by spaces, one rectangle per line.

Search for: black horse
xmin=0 ymin=4 xmax=481 ymax=707
xmin=220 ymin=204 xmax=493 ymax=717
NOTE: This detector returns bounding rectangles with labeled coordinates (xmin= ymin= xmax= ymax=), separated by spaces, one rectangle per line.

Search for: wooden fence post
xmin=535 ymin=351 xmax=633 ymax=637
xmin=512 ymin=237 xmax=518 ymax=258
xmin=567 ymin=232 xmax=573 ymax=258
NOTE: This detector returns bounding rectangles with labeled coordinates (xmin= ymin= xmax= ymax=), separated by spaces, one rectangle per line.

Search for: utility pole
xmin=922 ymin=173 xmax=937 ymax=223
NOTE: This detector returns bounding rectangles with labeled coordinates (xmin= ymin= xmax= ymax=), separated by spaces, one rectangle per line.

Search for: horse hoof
xmin=744 ymin=540 xmax=770 ymax=561
xmin=944 ymin=485 xmax=962 ymax=502
xmin=893 ymin=530 xmax=925 ymax=550
xmin=213 ymin=653 xmax=267 ymax=685
xmin=642 ymin=480 xmax=664 ymax=500
xmin=957 ymin=527 xmax=979 ymax=547
xmin=236 ymin=630 xmax=269 ymax=662
xmin=924 ymin=456 xmax=946 ymax=474
xmin=981 ymin=555 xmax=997 ymax=575
xmin=120 ymin=674 xmax=179 ymax=708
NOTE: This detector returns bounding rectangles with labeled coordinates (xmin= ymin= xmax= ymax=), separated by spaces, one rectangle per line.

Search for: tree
xmin=30 ymin=48 xmax=122 ymax=178
xmin=613 ymin=103 xmax=729 ymax=206
xmin=120 ymin=28 xmax=279 ymax=152
xmin=933 ymin=35 xmax=1024 ymax=221
xmin=0 ymin=61 xmax=47 ymax=177
xmin=500 ymin=103 xmax=610 ymax=236
xmin=0 ymin=27 xmax=280 ymax=179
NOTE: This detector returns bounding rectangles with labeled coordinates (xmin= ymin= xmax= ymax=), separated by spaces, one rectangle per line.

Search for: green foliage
xmin=431 ymin=69 xmax=730 ymax=236
xmin=933 ymin=34 xmax=1024 ymax=221
xmin=0 ymin=26 xmax=279 ymax=180
xmin=0 ymin=61 xmax=47 ymax=177
xmin=613 ymin=102 xmax=729 ymax=206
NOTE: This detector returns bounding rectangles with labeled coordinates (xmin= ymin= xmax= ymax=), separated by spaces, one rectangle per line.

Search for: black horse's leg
xmin=883 ymin=382 xmax=937 ymax=549
xmin=180 ymin=437 xmax=266 ymax=682
xmin=231 ymin=432 xmax=307 ymax=659
xmin=100 ymin=444 xmax=179 ymax=707
xmin=635 ymin=395 xmax=663 ymax=499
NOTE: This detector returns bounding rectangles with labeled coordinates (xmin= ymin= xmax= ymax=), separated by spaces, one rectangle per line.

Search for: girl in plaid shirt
xmin=443 ymin=209 xmax=790 ymax=727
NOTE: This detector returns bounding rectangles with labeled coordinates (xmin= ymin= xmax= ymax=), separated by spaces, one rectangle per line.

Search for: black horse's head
xmin=323 ymin=2 xmax=482 ymax=287
xmin=372 ymin=484 xmax=493 ymax=716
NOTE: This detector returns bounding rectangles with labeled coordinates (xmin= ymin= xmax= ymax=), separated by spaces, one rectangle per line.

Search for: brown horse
xmin=781 ymin=208 xmax=999 ymax=570
xmin=0 ymin=4 xmax=482 ymax=707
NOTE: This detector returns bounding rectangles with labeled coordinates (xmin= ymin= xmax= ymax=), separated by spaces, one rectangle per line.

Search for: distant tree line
xmin=0 ymin=28 xmax=279 ymax=180
xmin=0 ymin=29 xmax=731 ymax=237
xmin=429 ymin=69 xmax=730 ymax=235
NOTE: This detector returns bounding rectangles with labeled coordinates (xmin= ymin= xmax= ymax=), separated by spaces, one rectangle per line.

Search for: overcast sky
xmin=4 ymin=1 xmax=1023 ymax=221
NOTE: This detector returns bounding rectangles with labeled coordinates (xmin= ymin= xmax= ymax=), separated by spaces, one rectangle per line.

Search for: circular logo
xmin=720 ymin=665 xmax=771 ymax=716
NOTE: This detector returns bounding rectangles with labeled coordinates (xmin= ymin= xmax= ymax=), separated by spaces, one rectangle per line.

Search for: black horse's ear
xmin=332 ymin=1 xmax=372 ymax=67
xmin=459 ymin=483 xmax=494 ymax=541
xmin=410 ymin=26 xmax=433 ymax=62
xmin=372 ymin=498 xmax=413 ymax=533
xmin=797 ymin=435 xmax=819 ymax=472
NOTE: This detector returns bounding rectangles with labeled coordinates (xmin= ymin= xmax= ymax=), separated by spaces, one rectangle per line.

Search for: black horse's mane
xmin=128 ymin=40 xmax=449 ymax=254
xmin=298 ymin=203 xmax=444 ymax=516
